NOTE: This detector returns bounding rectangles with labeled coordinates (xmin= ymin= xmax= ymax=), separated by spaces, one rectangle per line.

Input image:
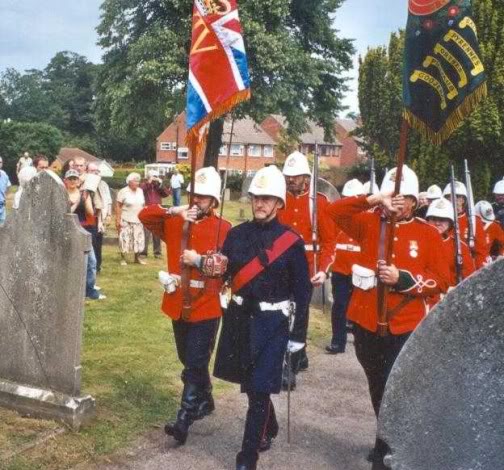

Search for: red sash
xmin=231 ymin=231 xmax=299 ymax=293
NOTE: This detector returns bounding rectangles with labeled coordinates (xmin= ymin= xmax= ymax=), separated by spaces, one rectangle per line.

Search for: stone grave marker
xmin=378 ymin=259 xmax=504 ymax=469
xmin=0 ymin=171 xmax=95 ymax=430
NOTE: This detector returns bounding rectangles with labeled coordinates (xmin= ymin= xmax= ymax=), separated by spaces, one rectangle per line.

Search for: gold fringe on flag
xmin=403 ymin=81 xmax=488 ymax=146
xmin=186 ymin=89 xmax=251 ymax=163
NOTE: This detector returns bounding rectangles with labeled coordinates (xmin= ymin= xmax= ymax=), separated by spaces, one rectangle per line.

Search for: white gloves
xmin=287 ymin=341 xmax=305 ymax=354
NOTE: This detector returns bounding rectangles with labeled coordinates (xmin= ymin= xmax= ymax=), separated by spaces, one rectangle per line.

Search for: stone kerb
xmin=0 ymin=171 xmax=95 ymax=429
xmin=378 ymin=259 xmax=504 ymax=470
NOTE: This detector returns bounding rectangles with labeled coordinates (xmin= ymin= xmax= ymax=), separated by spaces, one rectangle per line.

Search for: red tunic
xmin=139 ymin=205 xmax=231 ymax=322
xmin=482 ymin=219 xmax=504 ymax=258
xmin=277 ymin=191 xmax=336 ymax=276
xmin=456 ymin=213 xmax=489 ymax=268
xmin=332 ymin=229 xmax=361 ymax=276
xmin=326 ymin=196 xmax=450 ymax=335
xmin=427 ymin=235 xmax=475 ymax=309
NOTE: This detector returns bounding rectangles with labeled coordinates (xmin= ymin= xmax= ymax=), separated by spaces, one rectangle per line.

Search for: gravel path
xmin=84 ymin=339 xmax=376 ymax=470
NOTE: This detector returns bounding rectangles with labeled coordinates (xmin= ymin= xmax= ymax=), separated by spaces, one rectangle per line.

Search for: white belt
xmin=259 ymin=300 xmax=292 ymax=317
xmin=336 ymin=243 xmax=361 ymax=252
xmin=190 ymin=280 xmax=205 ymax=289
xmin=304 ymin=244 xmax=319 ymax=252
xmin=232 ymin=296 xmax=292 ymax=317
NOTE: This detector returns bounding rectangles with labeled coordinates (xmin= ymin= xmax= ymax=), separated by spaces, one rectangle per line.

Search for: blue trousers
xmin=172 ymin=318 xmax=219 ymax=386
xmin=172 ymin=188 xmax=182 ymax=207
xmin=85 ymin=227 xmax=100 ymax=299
xmin=0 ymin=205 xmax=6 ymax=224
xmin=330 ymin=272 xmax=353 ymax=350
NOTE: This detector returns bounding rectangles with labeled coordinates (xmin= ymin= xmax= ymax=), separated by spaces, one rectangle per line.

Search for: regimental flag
xmin=403 ymin=0 xmax=487 ymax=145
xmin=186 ymin=0 xmax=251 ymax=157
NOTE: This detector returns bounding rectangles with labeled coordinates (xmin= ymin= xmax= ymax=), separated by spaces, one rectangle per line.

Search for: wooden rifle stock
xmin=450 ymin=166 xmax=464 ymax=284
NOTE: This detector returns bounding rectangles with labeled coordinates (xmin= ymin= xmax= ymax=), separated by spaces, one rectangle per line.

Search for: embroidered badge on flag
xmin=403 ymin=0 xmax=487 ymax=144
xmin=186 ymin=0 xmax=251 ymax=156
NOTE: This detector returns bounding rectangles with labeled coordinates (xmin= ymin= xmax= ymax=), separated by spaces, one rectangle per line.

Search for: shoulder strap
xmin=231 ymin=230 xmax=299 ymax=293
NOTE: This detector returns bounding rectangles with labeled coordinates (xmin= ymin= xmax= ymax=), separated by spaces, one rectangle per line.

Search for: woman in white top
xmin=116 ymin=172 xmax=146 ymax=265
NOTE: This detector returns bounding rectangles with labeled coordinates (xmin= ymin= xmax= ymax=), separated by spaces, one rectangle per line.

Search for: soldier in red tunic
xmin=475 ymin=200 xmax=504 ymax=259
xmin=442 ymin=181 xmax=489 ymax=268
xmin=139 ymin=167 xmax=231 ymax=445
xmin=277 ymin=151 xmax=336 ymax=388
xmin=425 ymin=198 xmax=475 ymax=308
xmin=326 ymin=178 xmax=365 ymax=354
xmin=326 ymin=165 xmax=450 ymax=467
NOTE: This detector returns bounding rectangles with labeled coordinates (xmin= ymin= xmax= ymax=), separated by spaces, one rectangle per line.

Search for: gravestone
xmin=239 ymin=175 xmax=253 ymax=203
xmin=0 ymin=171 xmax=95 ymax=430
xmin=378 ymin=259 xmax=504 ymax=469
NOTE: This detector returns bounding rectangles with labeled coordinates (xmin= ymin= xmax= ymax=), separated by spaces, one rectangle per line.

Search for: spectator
xmin=170 ymin=167 xmax=184 ymax=206
xmin=65 ymin=169 xmax=106 ymax=300
xmin=0 ymin=156 xmax=12 ymax=225
xmin=88 ymin=162 xmax=113 ymax=273
xmin=16 ymin=152 xmax=33 ymax=174
xmin=61 ymin=159 xmax=75 ymax=178
xmin=13 ymin=166 xmax=37 ymax=210
xmin=116 ymin=172 xmax=146 ymax=266
xmin=140 ymin=170 xmax=170 ymax=258
xmin=73 ymin=156 xmax=87 ymax=178
xmin=33 ymin=154 xmax=49 ymax=172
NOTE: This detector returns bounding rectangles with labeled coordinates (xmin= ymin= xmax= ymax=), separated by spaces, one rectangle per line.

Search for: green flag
xmin=403 ymin=0 xmax=487 ymax=145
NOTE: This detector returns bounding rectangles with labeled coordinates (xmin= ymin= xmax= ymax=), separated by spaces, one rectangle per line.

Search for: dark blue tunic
xmin=214 ymin=218 xmax=311 ymax=394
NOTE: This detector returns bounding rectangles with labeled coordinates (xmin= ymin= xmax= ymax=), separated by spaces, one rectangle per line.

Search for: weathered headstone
xmin=239 ymin=175 xmax=253 ymax=203
xmin=318 ymin=177 xmax=340 ymax=203
xmin=378 ymin=259 xmax=504 ymax=470
xmin=0 ymin=171 xmax=95 ymax=430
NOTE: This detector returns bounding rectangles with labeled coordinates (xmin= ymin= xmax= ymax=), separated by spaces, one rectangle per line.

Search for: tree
xmin=357 ymin=0 xmax=504 ymax=198
xmin=95 ymin=0 xmax=355 ymax=166
xmin=0 ymin=121 xmax=63 ymax=177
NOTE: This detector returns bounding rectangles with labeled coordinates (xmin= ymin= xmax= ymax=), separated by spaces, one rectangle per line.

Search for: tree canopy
xmin=357 ymin=0 xmax=503 ymax=198
xmin=95 ymin=0 xmax=355 ymax=164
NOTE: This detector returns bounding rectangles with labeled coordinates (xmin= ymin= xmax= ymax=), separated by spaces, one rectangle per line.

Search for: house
xmin=156 ymin=112 xmax=277 ymax=175
xmin=335 ymin=119 xmax=368 ymax=167
xmin=51 ymin=148 xmax=115 ymax=177
xmin=261 ymin=114 xmax=367 ymax=168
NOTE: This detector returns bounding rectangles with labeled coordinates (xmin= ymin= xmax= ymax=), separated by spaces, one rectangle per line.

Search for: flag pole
xmin=377 ymin=118 xmax=409 ymax=337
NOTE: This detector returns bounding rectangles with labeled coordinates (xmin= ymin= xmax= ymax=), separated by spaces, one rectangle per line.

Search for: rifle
xmin=464 ymin=159 xmax=476 ymax=254
xmin=310 ymin=144 xmax=325 ymax=314
xmin=450 ymin=165 xmax=464 ymax=284
xmin=370 ymin=157 xmax=377 ymax=195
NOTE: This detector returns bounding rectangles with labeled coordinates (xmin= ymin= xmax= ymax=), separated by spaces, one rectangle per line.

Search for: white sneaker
xmin=98 ymin=294 xmax=107 ymax=300
xmin=94 ymin=285 xmax=102 ymax=291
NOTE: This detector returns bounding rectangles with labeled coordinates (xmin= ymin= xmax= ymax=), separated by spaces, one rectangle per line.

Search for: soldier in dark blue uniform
xmin=183 ymin=165 xmax=311 ymax=470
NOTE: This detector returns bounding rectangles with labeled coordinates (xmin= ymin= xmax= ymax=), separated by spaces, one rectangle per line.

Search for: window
xmin=178 ymin=147 xmax=189 ymax=159
xmin=160 ymin=142 xmax=172 ymax=151
xmin=248 ymin=145 xmax=261 ymax=157
xmin=230 ymin=144 xmax=244 ymax=156
xmin=219 ymin=145 xmax=228 ymax=156
xmin=263 ymin=145 xmax=273 ymax=158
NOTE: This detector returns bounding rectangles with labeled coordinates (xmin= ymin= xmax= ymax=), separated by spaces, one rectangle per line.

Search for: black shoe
xmin=164 ymin=383 xmax=199 ymax=445
xmin=259 ymin=435 xmax=273 ymax=452
xmin=281 ymin=366 xmax=296 ymax=391
xmin=164 ymin=409 xmax=191 ymax=444
xmin=325 ymin=344 xmax=345 ymax=354
xmin=297 ymin=350 xmax=309 ymax=371
xmin=236 ymin=451 xmax=258 ymax=470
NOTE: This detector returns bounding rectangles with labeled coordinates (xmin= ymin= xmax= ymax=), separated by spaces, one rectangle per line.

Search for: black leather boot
xmin=164 ymin=383 xmax=199 ymax=444
xmin=259 ymin=408 xmax=279 ymax=452
xmin=297 ymin=348 xmax=309 ymax=371
xmin=195 ymin=383 xmax=215 ymax=420
xmin=236 ymin=451 xmax=258 ymax=470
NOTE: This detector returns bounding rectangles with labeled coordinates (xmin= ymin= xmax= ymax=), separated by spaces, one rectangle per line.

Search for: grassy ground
xmin=0 ymin=200 xmax=331 ymax=470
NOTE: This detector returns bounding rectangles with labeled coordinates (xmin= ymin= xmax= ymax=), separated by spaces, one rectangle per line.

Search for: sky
xmin=0 ymin=0 xmax=408 ymax=114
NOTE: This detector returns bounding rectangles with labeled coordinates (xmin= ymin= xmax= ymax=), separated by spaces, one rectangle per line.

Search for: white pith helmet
xmin=426 ymin=198 xmax=455 ymax=222
xmin=282 ymin=151 xmax=311 ymax=177
xmin=426 ymin=184 xmax=442 ymax=200
xmin=187 ymin=167 xmax=222 ymax=207
xmin=475 ymin=200 xmax=495 ymax=222
xmin=249 ymin=165 xmax=286 ymax=206
xmin=443 ymin=181 xmax=467 ymax=198
xmin=493 ymin=179 xmax=504 ymax=195
xmin=363 ymin=180 xmax=379 ymax=195
xmin=342 ymin=179 xmax=365 ymax=197
xmin=380 ymin=165 xmax=419 ymax=201
xmin=18 ymin=166 xmax=37 ymax=188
